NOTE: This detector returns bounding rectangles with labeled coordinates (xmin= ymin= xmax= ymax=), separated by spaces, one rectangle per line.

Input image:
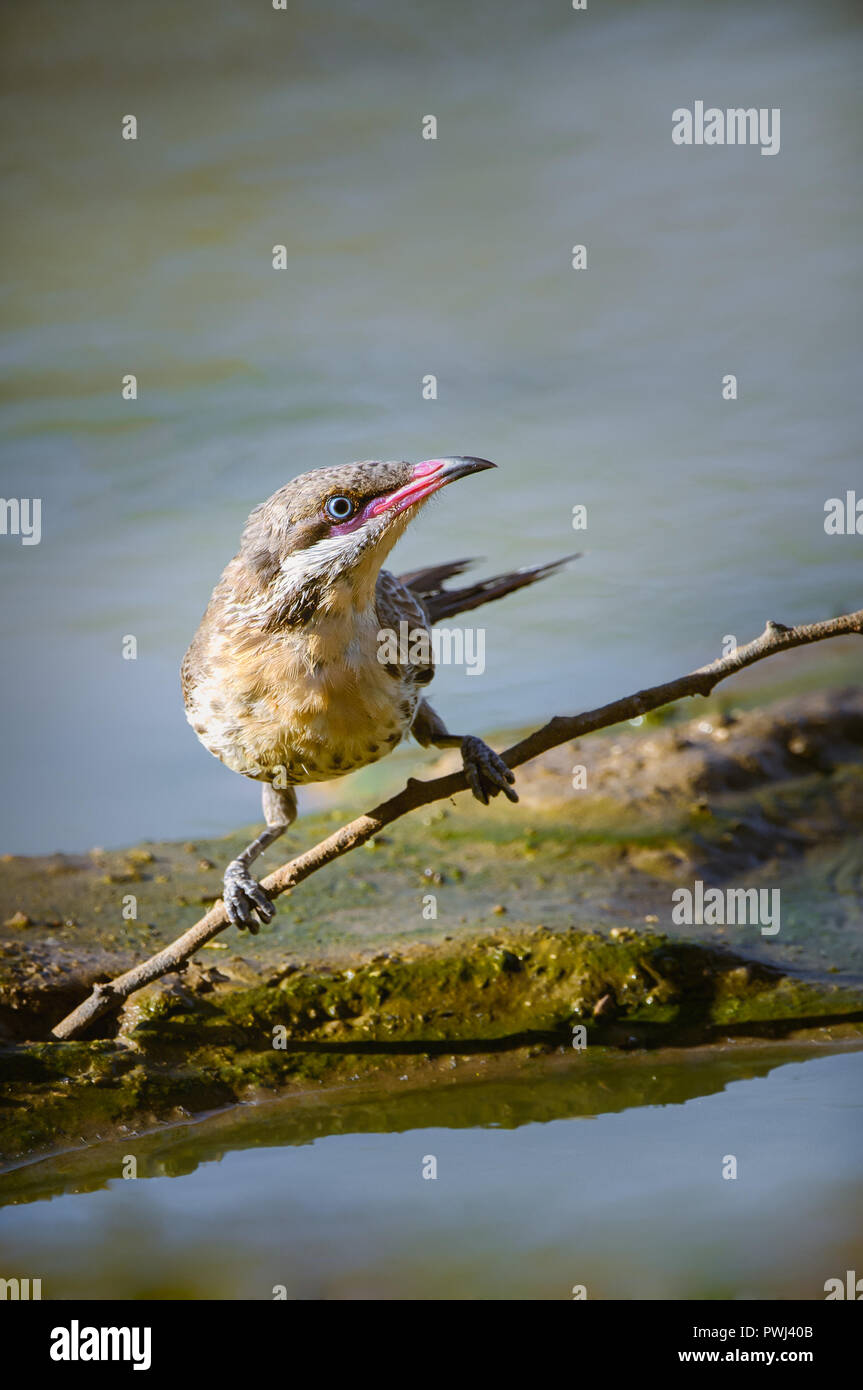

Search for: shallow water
xmin=0 ymin=0 xmax=861 ymax=852
xmin=2 ymin=1045 xmax=861 ymax=1299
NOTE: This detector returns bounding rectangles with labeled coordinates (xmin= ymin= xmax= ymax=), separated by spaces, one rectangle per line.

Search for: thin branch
xmin=51 ymin=609 xmax=863 ymax=1040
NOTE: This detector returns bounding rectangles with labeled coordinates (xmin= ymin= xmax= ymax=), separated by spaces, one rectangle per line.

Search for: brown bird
xmin=182 ymin=457 xmax=572 ymax=929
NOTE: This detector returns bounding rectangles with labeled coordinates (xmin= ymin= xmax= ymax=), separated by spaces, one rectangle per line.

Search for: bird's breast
xmin=186 ymin=609 xmax=422 ymax=783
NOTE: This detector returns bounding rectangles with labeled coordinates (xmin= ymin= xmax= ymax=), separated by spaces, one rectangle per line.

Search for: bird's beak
xmin=369 ymin=456 xmax=497 ymax=518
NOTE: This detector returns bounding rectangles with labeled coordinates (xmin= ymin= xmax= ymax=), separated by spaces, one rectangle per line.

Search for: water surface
xmin=2 ymin=1045 xmax=861 ymax=1299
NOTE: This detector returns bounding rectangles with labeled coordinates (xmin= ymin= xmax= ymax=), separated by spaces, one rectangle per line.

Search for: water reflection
xmin=1 ymin=1045 xmax=860 ymax=1299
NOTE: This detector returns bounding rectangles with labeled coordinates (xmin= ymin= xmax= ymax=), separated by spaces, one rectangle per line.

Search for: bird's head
xmin=235 ymin=456 xmax=496 ymax=628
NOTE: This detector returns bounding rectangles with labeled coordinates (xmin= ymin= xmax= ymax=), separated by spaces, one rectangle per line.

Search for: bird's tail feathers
xmin=400 ymin=553 xmax=579 ymax=624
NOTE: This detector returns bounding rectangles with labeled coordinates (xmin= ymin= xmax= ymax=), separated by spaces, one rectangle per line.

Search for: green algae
xmin=2 ymin=926 xmax=862 ymax=1164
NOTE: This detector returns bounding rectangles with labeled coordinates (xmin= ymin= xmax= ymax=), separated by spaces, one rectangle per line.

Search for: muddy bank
xmin=1 ymin=686 xmax=862 ymax=1163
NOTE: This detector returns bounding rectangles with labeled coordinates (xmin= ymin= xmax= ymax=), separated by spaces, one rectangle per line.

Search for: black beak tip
xmin=444 ymin=456 xmax=497 ymax=478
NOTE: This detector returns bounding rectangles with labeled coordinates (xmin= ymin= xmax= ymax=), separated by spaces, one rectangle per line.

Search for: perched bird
xmin=182 ymin=457 xmax=571 ymax=929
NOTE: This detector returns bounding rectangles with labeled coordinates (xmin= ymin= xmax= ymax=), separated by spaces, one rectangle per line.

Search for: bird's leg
xmin=411 ymin=699 xmax=518 ymax=806
xmin=223 ymin=784 xmax=297 ymax=932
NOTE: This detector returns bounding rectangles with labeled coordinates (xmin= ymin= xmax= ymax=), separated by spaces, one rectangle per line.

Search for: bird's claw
xmin=223 ymin=859 xmax=276 ymax=932
xmin=461 ymin=735 xmax=518 ymax=805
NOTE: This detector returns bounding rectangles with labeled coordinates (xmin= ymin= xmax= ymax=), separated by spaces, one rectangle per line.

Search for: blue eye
xmin=326 ymin=495 xmax=355 ymax=521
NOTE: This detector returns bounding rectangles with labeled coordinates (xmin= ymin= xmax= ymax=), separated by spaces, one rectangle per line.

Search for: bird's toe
xmin=223 ymin=861 xmax=276 ymax=932
xmin=461 ymin=736 xmax=518 ymax=805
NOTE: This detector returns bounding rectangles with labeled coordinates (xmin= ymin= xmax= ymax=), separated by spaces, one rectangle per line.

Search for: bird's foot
xmin=223 ymin=859 xmax=276 ymax=932
xmin=461 ymin=735 xmax=518 ymax=805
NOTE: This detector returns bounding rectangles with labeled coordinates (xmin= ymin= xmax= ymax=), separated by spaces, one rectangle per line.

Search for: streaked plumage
xmin=182 ymin=456 xmax=572 ymax=928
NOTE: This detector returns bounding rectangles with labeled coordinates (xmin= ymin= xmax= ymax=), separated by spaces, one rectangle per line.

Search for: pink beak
xmin=369 ymin=457 xmax=496 ymax=517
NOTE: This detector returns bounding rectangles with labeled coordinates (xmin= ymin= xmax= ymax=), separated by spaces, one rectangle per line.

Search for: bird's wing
xmin=375 ymin=569 xmax=435 ymax=685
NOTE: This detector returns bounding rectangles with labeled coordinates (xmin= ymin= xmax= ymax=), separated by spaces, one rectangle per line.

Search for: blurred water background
xmin=1 ymin=0 xmax=860 ymax=853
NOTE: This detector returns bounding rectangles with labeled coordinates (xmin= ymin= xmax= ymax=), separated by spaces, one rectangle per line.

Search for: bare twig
xmin=51 ymin=609 xmax=863 ymax=1040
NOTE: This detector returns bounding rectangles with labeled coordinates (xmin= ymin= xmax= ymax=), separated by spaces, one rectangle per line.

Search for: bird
xmin=181 ymin=457 xmax=573 ymax=930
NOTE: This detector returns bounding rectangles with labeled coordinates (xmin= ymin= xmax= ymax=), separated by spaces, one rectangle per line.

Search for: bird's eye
xmin=325 ymin=495 xmax=355 ymax=521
